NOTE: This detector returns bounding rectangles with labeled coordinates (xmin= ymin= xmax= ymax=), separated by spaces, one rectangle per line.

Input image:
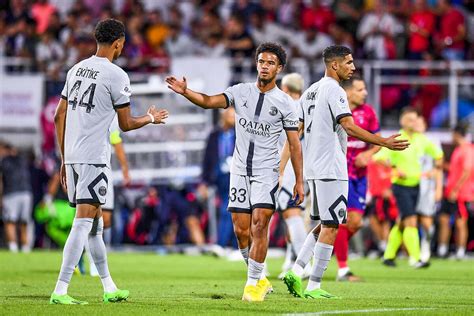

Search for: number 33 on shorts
xmin=227 ymin=173 xmax=279 ymax=214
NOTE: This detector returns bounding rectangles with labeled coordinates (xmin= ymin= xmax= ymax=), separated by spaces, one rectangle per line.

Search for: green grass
xmin=0 ymin=251 xmax=473 ymax=315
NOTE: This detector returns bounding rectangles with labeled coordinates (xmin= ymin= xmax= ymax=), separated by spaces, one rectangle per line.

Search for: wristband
xmin=147 ymin=112 xmax=155 ymax=123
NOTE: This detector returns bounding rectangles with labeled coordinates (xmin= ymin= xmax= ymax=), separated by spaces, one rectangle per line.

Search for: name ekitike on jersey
xmin=76 ymin=67 xmax=100 ymax=80
xmin=239 ymin=118 xmax=271 ymax=137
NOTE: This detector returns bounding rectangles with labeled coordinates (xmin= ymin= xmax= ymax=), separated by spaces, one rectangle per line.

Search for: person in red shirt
xmin=408 ymin=0 xmax=436 ymax=60
xmin=366 ymin=160 xmax=398 ymax=256
xmin=438 ymin=123 xmax=474 ymax=259
xmin=300 ymin=0 xmax=335 ymax=34
xmin=435 ymin=0 xmax=466 ymax=61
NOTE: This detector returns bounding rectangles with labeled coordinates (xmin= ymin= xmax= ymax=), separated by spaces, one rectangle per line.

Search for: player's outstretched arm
xmin=286 ymin=129 xmax=305 ymax=205
xmin=116 ymin=105 xmax=168 ymax=132
xmin=165 ymin=76 xmax=227 ymax=109
xmin=339 ymin=116 xmax=409 ymax=151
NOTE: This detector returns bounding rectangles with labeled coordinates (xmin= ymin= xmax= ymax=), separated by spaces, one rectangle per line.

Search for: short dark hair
xmin=255 ymin=42 xmax=287 ymax=67
xmin=94 ymin=19 xmax=125 ymax=44
xmin=400 ymin=107 xmax=419 ymax=118
xmin=454 ymin=122 xmax=468 ymax=136
xmin=340 ymin=75 xmax=364 ymax=90
xmin=323 ymin=45 xmax=352 ymax=64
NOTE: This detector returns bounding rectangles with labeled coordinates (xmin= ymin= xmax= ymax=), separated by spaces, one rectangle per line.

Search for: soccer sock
xmin=378 ymin=240 xmax=387 ymax=252
xmin=8 ymin=242 xmax=18 ymax=253
xmin=246 ymin=258 xmax=264 ymax=287
xmin=84 ymin=239 xmax=98 ymax=275
xmin=420 ymin=226 xmax=434 ymax=262
xmin=285 ymin=216 xmax=307 ymax=256
xmin=103 ymin=227 xmax=112 ymax=246
xmin=403 ymin=227 xmax=421 ymax=262
xmin=282 ymin=242 xmax=293 ymax=270
xmin=54 ymin=218 xmax=93 ymax=295
xmin=438 ymin=243 xmax=448 ymax=257
xmin=306 ymin=242 xmax=333 ymax=291
xmin=292 ymin=230 xmax=319 ymax=277
xmin=88 ymin=217 xmax=118 ymax=293
xmin=383 ymin=225 xmax=402 ymax=260
xmin=334 ymin=225 xmax=349 ymax=269
xmin=456 ymin=247 xmax=466 ymax=258
xmin=239 ymin=247 xmax=249 ymax=266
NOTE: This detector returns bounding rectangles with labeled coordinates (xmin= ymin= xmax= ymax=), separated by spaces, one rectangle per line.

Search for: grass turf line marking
xmin=283 ymin=307 xmax=436 ymax=315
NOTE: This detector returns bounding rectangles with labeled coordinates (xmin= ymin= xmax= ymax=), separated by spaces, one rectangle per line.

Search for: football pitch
xmin=0 ymin=251 xmax=473 ymax=315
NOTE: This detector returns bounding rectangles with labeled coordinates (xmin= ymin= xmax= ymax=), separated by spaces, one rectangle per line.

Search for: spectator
xmin=333 ymin=0 xmax=364 ymax=36
xmin=224 ymin=14 xmax=254 ymax=58
xmin=435 ymin=0 xmax=466 ymax=61
xmin=5 ymin=17 xmax=38 ymax=71
xmin=438 ymin=123 xmax=474 ymax=259
xmin=0 ymin=143 xmax=33 ymax=253
xmin=200 ymin=107 xmax=236 ymax=248
xmin=407 ymin=0 xmax=436 ymax=60
xmin=30 ymin=0 xmax=57 ymax=34
xmin=36 ymin=28 xmax=64 ymax=79
xmin=231 ymin=0 xmax=263 ymax=24
xmin=165 ymin=23 xmax=196 ymax=57
xmin=357 ymin=0 xmax=403 ymax=59
xmin=196 ymin=32 xmax=226 ymax=58
xmin=5 ymin=0 xmax=29 ymax=25
xmin=124 ymin=32 xmax=152 ymax=71
xmin=145 ymin=10 xmax=170 ymax=50
xmin=300 ymin=0 xmax=336 ymax=34
xmin=248 ymin=11 xmax=291 ymax=46
xmin=292 ymin=28 xmax=333 ymax=60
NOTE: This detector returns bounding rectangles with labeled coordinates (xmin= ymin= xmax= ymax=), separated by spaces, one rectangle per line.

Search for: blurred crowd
xmin=1 ymin=0 xmax=474 ymax=80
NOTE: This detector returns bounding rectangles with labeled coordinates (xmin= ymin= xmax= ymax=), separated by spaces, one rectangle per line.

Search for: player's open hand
xmin=293 ymin=181 xmax=305 ymax=205
xmin=383 ymin=134 xmax=409 ymax=151
xmin=165 ymin=76 xmax=187 ymax=95
xmin=60 ymin=163 xmax=67 ymax=192
xmin=148 ymin=106 xmax=169 ymax=124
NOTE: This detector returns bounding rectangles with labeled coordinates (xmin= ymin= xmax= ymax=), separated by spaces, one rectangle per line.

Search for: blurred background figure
xmin=0 ymin=142 xmax=33 ymax=253
xmin=200 ymin=107 xmax=236 ymax=249
xmin=438 ymin=123 xmax=474 ymax=259
xmin=374 ymin=108 xmax=443 ymax=268
xmin=414 ymin=116 xmax=443 ymax=263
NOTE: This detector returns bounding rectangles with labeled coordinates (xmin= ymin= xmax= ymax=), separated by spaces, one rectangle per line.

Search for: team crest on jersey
xmin=98 ymin=186 xmax=107 ymax=196
xmin=338 ymin=208 xmax=346 ymax=218
xmin=120 ymin=86 xmax=131 ymax=97
xmin=269 ymin=106 xmax=278 ymax=116
xmin=340 ymin=97 xmax=345 ymax=103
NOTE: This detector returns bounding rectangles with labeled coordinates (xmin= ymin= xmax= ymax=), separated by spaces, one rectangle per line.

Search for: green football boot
xmin=103 ymin=289 xmax=129 ymax=303
xmin=282 ymin=270 xmax=304 ymax=298
xmin=50 ymin=293 xmax=88 ymax=305
xmin=304 ymin=288 xmax=340 ymax=299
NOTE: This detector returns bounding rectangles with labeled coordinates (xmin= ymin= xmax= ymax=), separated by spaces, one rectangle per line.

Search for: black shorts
xmin=440 ymin=199 xmax=471 ymax=219
xmin=392 ymin=184 xmax=419 ymax=220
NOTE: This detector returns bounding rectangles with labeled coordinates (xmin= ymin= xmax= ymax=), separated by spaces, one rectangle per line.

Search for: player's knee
xmin=233 ymin=225 xmax=250 ymax=241
xmin=251 ymin=218 xmax=269 ymax=238
xmin=347 ymin=220 xmax=362 ymax=233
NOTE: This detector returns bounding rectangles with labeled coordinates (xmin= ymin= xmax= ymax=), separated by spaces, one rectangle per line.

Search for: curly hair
xmin=94 ymin=19 xmax=125 ymax=44
xmin=255 ymin=42 xmax=287 ymax=67
xmin=322 ymin=45 xmax=352 ymax=64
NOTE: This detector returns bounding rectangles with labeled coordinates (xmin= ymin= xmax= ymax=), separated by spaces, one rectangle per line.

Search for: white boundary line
xmin=283 ymin=307 xmax=436 ymax=315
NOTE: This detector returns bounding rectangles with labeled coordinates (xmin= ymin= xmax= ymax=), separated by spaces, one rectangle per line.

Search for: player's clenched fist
xmin=147 ymin=106 xmax=169 ymax=124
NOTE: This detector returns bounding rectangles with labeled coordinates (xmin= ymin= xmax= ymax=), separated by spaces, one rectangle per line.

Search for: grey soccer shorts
xmin=228 ymin=173 xmax=279 ymax=213
xmin=308 ymin=179 xmax=348 ymax=226
xmin=66 ymin=164 xmax=111 ymax=207
xmin=2 ymin=191 xmax=32 ymax=223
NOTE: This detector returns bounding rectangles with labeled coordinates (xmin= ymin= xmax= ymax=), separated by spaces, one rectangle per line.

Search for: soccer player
xmin=414 ymin=116 xmax=443 ymax=263
xmin=374 ymin=108 xmax=443 ymax=268
xmin=282 ymin=45 xmax=408 ymax=299
xmin=50 ymin=19 xmax=168 ymax=305
xmin=277 ymin=73 xmax=309 ymax=279
xmin=334 ymin=76 xmax=381 ymax=282
xmin=166 ymin=42 xmax=304 ymax=302
xmin=438 ymin=123 xmax=474 ymax=259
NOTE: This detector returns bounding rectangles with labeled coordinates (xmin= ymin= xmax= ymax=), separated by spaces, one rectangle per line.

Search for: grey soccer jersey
xmin=61 ymin=55 xmax=131 ymax=166
xmin=223 ymin=83 xmax=299 ymax=176
xmin=299 ymin=77 xmax=352 ymax=180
